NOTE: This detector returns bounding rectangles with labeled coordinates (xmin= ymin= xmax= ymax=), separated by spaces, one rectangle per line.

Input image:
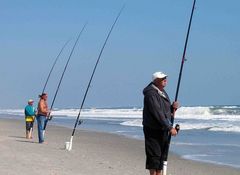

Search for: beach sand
xmin=0 ymin=118 xmax=239 ymax=175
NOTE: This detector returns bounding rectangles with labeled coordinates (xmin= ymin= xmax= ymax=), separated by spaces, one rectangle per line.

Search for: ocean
xmin=0 ymin=106 xmax=240 ymax=169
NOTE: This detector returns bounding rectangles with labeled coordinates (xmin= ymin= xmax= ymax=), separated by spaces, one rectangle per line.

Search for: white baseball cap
xmin=28 ymin=99 xmax=34 ymax=103
xmin=152 ymin=71 xmax=167 ymax=81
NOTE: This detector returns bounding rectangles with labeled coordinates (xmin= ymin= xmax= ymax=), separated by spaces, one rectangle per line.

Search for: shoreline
xmin=0 ymin=118 xmax=240 ymax=175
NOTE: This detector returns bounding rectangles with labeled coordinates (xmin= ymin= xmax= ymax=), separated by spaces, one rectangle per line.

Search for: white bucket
xmin=65 ymin=142 xmax=70 ymax=150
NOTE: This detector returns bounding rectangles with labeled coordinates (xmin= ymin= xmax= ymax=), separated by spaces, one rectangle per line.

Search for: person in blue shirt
xmin=24 ymin=99 xmax=36 ymax=139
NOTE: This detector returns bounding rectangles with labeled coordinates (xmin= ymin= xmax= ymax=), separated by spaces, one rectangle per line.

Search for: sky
xmin=0 ymin=0 xmax=240 ymax=109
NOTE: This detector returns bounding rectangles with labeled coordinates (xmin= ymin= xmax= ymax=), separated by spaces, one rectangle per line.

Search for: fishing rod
xmin=163 ymin=0 xmax=196 ymax=175
xmin=41 ymin=39 xmax=71 ymax=94
xmin=65 ymin=5 xmax=125 ymax=151
xmin=43 ymin=23 xmax=87 ymax=133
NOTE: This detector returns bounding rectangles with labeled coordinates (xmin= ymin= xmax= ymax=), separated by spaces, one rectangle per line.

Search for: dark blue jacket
xmin=142 ymin=83 xmax=173 ymax=130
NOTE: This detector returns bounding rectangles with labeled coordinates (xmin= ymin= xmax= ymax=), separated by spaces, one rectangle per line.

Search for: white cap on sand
xmin=152 ymin=71 xmax=167 ymax=81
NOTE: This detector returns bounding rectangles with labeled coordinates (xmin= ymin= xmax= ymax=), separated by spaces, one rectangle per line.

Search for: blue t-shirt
xmin=24 ymin=105 xmax=36 ymax=116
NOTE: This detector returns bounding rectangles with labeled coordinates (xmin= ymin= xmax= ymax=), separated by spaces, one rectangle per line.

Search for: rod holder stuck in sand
xmin=65 ymin=136 xmax=73 ymax=151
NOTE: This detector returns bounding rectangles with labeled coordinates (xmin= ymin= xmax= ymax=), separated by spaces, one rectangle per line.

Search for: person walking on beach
xmin=142 ymin=71 xmax=179 ymax=175
xmin=24 ymin=99 xmax=36 ymax=139
xmin=36 ymin=93 xmax=49 ymax=143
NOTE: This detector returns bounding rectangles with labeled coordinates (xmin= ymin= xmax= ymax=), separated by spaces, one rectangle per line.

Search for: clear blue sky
xmin=0 ymin=0 xmax=239 ymax=108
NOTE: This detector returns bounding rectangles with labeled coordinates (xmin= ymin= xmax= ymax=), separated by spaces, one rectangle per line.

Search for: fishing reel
xmin=175 ymin=124 xmax=180 ymax=133
xmin=78 ymin=119 xmax=83 ymax=125
xmin=48 ymin=115 xmax=53 ymax=121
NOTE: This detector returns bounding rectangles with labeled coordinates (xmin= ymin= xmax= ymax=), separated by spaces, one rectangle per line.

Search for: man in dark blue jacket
xmin=143 ymin=71 xmax=179 ymax=175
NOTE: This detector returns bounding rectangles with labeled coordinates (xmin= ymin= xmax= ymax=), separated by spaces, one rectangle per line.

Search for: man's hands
xmin=170 ymin=127 xmax=178 ymax=136
xmin=171 ymin=102 xmax=180 ymax=136
xmin=172 ymin=101 xmax=180 ymax=110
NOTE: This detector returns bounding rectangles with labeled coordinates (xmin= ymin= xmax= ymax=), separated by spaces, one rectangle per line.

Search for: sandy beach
xmin=0 ymin=118 xmax=239 ymax=175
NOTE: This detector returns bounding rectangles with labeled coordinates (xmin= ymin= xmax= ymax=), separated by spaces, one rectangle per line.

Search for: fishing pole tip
xmin=120 ymin=3 xmax=126 ymax=12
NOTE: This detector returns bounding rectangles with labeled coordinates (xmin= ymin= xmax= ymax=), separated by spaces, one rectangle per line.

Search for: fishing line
xmin=43 ymin=23 xmax=87 ymax=133
xmin=41 ymin=39 xmax=71 ymax=94
xmin=66 ymin=5 xmax=125 ymax=151
xmin=163 ymin=1 xmax=197 ymax=175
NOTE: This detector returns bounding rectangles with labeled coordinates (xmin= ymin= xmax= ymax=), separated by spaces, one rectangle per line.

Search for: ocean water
xmin=0 ymin=106 xmax=240 ymax=169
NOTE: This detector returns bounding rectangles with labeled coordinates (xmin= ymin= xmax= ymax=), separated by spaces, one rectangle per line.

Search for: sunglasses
xmin=161 ymin=77 xmax=167 ymax=81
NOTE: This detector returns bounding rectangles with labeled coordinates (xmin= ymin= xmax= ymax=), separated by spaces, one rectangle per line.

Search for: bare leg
xmin=150 ymin=169 xmax=162 ymax=175
xmin=26 ymin=131 xmax=30 ymax=139
xmin=150 ymin=169 xmax=156 ymax=175
xmin=29 ymin=128 xmax=33 ymax=139
xmin=156 ymin=170 xmax=161 ymax=175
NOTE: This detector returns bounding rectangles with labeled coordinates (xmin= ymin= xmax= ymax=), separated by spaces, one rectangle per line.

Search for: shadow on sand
xmin=9 ymin=135 xmax=26 ymax=139
xmin=9 ymin=136 xmax=38 ymax=144
xmin=15 ymin=139 xmax=38 ymax=144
